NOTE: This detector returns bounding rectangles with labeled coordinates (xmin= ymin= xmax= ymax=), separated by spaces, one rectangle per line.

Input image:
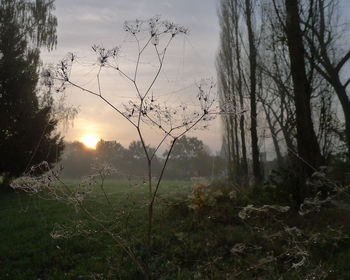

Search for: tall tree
xmin=217 ymin=0 xmax=249 ymax=183
xmin=259 ymin=2 xmax=297 ymax=161
xmin=244 ymin=0 xmax=262 ymax=183
xmin=164 ymin=136 xmax=212 ymax=178
xmin=302 ymin=0 xmax=350 ymax=157
xmin=217 ymin=4 xmax=237 ymax=180
xmin=0 ymin=0 xmax=62 ymax=186
xmin=233 ymin=0 xmax=248 ymax=178
xmin=284 ymin=0 xmax=322 ymax=201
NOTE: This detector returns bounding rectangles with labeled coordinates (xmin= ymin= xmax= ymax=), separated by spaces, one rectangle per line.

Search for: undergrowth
xmin=1 ymin=177 xmax=350 ymax=279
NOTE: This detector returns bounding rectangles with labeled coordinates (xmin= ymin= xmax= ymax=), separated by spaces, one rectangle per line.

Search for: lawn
xmin=0 ymin=180 xmax=192 ymax=279
xmin=1 ymin=179 xmax=350 ymax=279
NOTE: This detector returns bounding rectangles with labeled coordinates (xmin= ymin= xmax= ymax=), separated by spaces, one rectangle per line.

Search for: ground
xmin=0 ymin=179 xmax=349 ymax=279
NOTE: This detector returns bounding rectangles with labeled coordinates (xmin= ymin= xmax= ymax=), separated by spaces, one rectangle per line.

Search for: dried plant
xmin=12 ymin=16 xmax=217 ymax=279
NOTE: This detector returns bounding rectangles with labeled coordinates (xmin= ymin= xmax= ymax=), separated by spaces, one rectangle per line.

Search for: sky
xmin=41 ymin=0 xmax=223 ymax=153
xmin=41 ymin=0 xmax=350 ymax=156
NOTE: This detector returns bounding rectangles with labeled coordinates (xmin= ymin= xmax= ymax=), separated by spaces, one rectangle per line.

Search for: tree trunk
xmin=334 ymin=85 xmax=350 ymax=156
xmin=285 ymin=0 xmax=321 ymax=202
xmin=232 ymin=0 xmax=248 ymax=179
xmin=245 ymin=0 xmax=262 ymax=184
xmin=225 ymin=117 xmax=234 ymax=179
xmin=263 ymin=104 xmax=284 ymax=166
xmin=229 ymin=114 xmax=237 ymax=178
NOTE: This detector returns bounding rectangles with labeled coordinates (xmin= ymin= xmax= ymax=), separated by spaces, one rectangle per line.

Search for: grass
xmin=1 ymin=179 xmax=350 ymax=279
xmin=0 ymin=180 xmax=192 ymax=279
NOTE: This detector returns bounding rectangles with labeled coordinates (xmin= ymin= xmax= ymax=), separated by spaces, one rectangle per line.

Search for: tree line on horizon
xmin=60 ymin=136 xmax=226 ymax=180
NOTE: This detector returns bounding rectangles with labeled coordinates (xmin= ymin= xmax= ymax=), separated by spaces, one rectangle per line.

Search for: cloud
xmin=43 ymin=0 xmax=222 ymax=152
xmin=76 ymin=13 xmax=104 ymax=23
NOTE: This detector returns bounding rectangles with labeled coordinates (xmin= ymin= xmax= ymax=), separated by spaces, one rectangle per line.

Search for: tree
xmin=96 ymin=140 xmax=128 ymax=175
xmin=258 ymin=2 xmax=297 ymax=164
xmin=217 ymin=0 xmax=239 ymax=180
xmin=302 ymin=0 xmax=350 ymax=157
xmin=60 ymin=141 xmax=95 ymax=178
xmin=260 ymin=0 xmax=341 ymax=164
xmin=164 ymin=136 xmax=212 ymax=178
xmin=244 ymin=0 xmax=262 ymax=184
xmin=0 ymin=0 xmax=63 ymax=186
xmin=126 ymin=140 xmax=160 ymax=178
xmin=284 ymin=0 xmax=322 ymax=201
xmin=217 ymin=0 xmax=263 ymax=184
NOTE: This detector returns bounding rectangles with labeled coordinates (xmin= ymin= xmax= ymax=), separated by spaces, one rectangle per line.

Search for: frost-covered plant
xmin=238 ymin=204 xmax=290 ymax=220
xmin=188 ymin=183 xmax=207 ymax=211
xmin=11 ymin=160 xmax=146 ymax=272
xmin=13 ymin=16 xmax=217 ymax=279
xmin=299 ymin=168 xmax=350 ymax=216
xmin=11 ymin=161 xmax=116 ymax=207
xmin=233 ymin=200 xmax=349 ymax=276
xmin=188 ymin=181 xmax=228 ymax=211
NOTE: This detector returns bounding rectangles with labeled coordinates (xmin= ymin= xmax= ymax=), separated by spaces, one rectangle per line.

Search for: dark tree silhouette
xmin=244 ymin=0 xmax=262 ymax=184
xmin=163 ymin=136 xmax=212 ymax=178
xmin=0 ymin=0 xmax=63 ymax=186
xmin=284 ymin=0 xmax=322 ymax=202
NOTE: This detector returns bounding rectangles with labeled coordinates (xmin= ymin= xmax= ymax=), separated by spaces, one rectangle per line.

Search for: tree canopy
xmin=0 ymin=0 xmax=62 ymax=186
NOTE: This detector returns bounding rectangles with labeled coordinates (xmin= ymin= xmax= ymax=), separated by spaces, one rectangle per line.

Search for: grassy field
xmin=1 ymin=179 xmax=350 ymax=279
xmin=0 ymin=180 xmax=193 ymax=279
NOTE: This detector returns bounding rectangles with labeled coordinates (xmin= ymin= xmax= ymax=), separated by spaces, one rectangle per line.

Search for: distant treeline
xmin=59 ymin=136 xmax=226 ymax=180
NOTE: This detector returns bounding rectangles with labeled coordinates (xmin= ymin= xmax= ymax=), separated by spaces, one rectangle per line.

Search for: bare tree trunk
xmin=217 ymin=0 xmax=248 ymax=181
xmin=245 ymin=0 xmax=262 ymax=184
xmin=233 ymin=97 xmax=240 ymax=167
xmin=226 ymin=18 xmax=241 ymax=171
xmin=285 ymin=0 xmax=321 ymax=202
xmin=232 ymin=0 xmax=248 ymax=178
xmin=305 ymin=0 xmax=350 ymax=156
xmin=265 ymin=100 xmax=296 ymax=156
xmin=261 ymin=100 xmax=283 ymax=166
xmin=332 ymin=82 xmax=350 ymax=155
xmin=229 ymin=114 xmax=236 ymax=177
xmin=225 ymin=118 xmax=234 ymax=178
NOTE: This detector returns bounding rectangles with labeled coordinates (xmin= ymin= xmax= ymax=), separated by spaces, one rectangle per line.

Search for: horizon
xmin=41 ymin=0 xmax=223 ymax=154
xmin=40 ymin=0 xmax=350 ymax=158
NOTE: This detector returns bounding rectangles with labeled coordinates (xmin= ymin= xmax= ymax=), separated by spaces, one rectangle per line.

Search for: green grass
xmin=0 ymin=180 xmax=192 ymax=279
xmin=1 ymin=179 xmax=350 ymax=279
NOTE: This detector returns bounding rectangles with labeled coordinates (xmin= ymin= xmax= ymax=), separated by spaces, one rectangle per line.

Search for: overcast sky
xmin=41 ymin=0 xmax=350 ymax=155
xmin=42 ymin=0 xmax=223 ymax=153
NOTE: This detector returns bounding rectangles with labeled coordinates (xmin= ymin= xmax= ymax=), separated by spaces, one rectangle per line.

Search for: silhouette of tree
xmin=284 ymin=0 xmax=322 ymax=202
xmin=0 ymin=0 xmax=62 ymax=186
xmin=164 ymin=136 xmax=212 ymax=178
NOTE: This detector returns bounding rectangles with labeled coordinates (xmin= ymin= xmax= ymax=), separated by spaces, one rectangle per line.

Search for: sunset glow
xmin=81 ymin=134 xmax=99 ymax=149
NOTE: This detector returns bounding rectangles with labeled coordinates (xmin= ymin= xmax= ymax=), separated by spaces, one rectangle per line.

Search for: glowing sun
xmin=81 ymin=134 xmax=100 ymax=149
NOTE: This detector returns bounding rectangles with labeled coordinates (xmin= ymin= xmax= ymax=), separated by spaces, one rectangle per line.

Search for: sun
xmin=81 ymin=134 xmax=100 ymax=149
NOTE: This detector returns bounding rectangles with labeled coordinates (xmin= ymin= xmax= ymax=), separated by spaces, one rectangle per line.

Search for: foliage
xmin=60 ymin=137 xmax=224 ymax=180
xmin=328 ymin=156 xmax=350 ymax=186
xmin=262 ymin=167 xmax=300 ymax=207
xmin=60 ymin=142 xmax=97 ymax=178
xmin=0 ymin=0 xmax=63 ymax=186
xmin=2 ymin=179 xmax=350 ymax=279
xmin=217 ymin=0 xmax=350 ymax=195
xmin=164 ymin=136 xmax=220 ymax=179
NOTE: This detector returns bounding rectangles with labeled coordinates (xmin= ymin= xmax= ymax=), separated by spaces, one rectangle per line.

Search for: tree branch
xmin=335 ymin=49 xmax=350 ymax=73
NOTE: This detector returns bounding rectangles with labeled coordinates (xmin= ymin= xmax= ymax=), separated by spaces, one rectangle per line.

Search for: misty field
xmin=1 ymin=179 xmax=350 ymax=279
xmin=0 ymin=180 xmax=194 ymax=279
